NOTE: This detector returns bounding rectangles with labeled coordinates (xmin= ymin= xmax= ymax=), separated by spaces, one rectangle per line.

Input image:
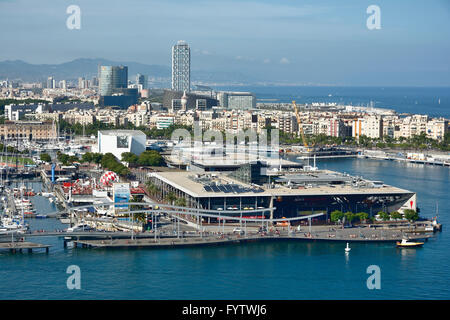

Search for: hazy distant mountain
xmin=0 ymin=58 xmax=252 ymax=84
xmin=0 ymin=58 xmax=171 ymax=82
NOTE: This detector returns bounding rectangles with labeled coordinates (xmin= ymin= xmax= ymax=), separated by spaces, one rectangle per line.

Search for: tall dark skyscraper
xmin=98 ymin=65 xmax=128 ymax=96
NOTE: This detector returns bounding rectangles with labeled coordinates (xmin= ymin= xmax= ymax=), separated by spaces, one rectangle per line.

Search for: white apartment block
xmin=426 ymin=118 xmax=448 ymax=141
xmin=363 ymin=115 xmax=383 ymax=139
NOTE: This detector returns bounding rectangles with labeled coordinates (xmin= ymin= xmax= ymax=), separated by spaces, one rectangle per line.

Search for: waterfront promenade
xmin=71 ymin=226 xmax=431 ymax=249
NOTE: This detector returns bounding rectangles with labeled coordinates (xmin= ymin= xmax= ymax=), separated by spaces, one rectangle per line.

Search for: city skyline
xmin=0 ymin=0 xmax=449 ymax=86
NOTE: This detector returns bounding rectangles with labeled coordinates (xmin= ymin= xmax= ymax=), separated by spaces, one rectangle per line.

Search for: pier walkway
xmin=0 ymin=241 xmax=50 ymax=253
xmin=72 ymin=229 xmax=431 ymax=249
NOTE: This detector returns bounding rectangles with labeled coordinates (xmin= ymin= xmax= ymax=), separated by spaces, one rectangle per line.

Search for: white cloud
xmin=280 ymin=57 xmax=290 ymax=64
xmin=263 ymin=58 xmax=271 ymax=64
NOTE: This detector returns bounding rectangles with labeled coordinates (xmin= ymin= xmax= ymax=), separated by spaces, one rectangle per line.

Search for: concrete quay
xmin=72 ymin=228 xmax=431 ymax=249
xmin=0 ymin=241 xmax=50 ymax=253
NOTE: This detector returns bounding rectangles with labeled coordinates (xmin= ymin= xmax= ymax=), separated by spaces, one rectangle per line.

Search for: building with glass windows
xmin=98 ymin=65 xmax=128 ymax=96
xmin=172 ymin=40 xmax=190 ymax=92
xmin=217 ymin=91 xmax=256 ymax=110
xmin=149 ymin=165 xmax=417 ymax=221
xmin=163 ymin=90 xmax=218 ymax=112
xmin=136 ymin=73 xmax=147 ymax=91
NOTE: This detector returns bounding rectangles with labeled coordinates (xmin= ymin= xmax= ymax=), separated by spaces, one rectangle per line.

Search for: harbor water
xmin=0 ymin=158 xmax=448 ymax=299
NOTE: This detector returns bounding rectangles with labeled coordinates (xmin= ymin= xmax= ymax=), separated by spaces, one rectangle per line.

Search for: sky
xmin=0 ymin=0 xmax=449 ymax=86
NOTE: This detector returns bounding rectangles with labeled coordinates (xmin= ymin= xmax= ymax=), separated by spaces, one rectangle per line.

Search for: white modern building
xmin=172 ymin=40 xmax=190 ymax=92
xmin=98 ymin=130 xmax=146 ymax=160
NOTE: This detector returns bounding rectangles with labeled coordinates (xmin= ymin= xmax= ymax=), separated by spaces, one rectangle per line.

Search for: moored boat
xmin=396 ymin=238 xmax=424 ymax=248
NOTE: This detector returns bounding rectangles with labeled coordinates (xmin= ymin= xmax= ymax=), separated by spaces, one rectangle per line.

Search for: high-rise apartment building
xmin=98 ymin=65 xmax=128 ymax=96
xmin=47 ymin=77 xmax=55 ymax=89
xmin=136 ymin=73 xmax=147 ymax=91
xmin=172 ymin=40 xmax=190 ymax=92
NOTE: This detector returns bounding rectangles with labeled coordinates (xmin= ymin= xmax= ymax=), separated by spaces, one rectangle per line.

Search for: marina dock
xmin=0 ymin=241 xmax=50 ymax=253
xmin=358 ymin=153 xmax=450 ymax=167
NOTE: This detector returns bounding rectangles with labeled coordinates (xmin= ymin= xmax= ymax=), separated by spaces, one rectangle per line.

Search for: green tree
xmin=91 ymin=153 xmax=103 ymax=164
xmin=165 ymin=192 xmax=177 ymax=205
xmin=137 ymin=150 xmax=164 ymax=166
xmin=174 ymin=197 xmax=187 ymax=207
xmin=81 ymin=152 xmax=93 ymax=164
xmin=357 ymin=212 xmax=369 ymax=223
xmin=403 ymin=209 xmax=419 ymax=222
xmin=121 ymin=152 xmax=139 ymax=164
xmin=40 ymin=153 xmax=52 ymax=163
xmin=390 ymin=211 xmax=402 ymax=220
xmin=330 ymin=210 xmax=344 ymax=223
xmin=378 ymin=211 xmax=390 ymax=221
xmin=68 ymin=155 xmax=80 ymax=164
xmin=146 ymin=181 xmax=161 ymax=197
xmin=100 ymin=152 xmax=129 ymax=177
xmin=344 ymin=212 xmax=356 ymax=224
xmin=57 ymin=153 xmax=70 ymax=165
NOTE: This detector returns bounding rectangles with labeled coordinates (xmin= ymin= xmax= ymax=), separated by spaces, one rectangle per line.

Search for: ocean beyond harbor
xmin=218 ymin=86 xmax=450 ymax=119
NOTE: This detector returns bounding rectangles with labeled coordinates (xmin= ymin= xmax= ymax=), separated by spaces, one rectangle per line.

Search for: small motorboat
xmin=396 ymin=238 xmax=424 ymax=248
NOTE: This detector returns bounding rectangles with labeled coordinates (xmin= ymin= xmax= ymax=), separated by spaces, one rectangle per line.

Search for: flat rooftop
xmin=151 ymin=170 xmax=413 ymax=198
xmin=168 ymin=152 xmax=302 ymax=168
xmin=99 ymin=130 xmax=146 ymax=136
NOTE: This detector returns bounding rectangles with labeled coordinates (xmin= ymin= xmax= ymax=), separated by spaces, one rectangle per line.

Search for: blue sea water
xmin=216 ymin=86 xmax=450 ymax=118
xmin=0 ymin=159 xmax=449 ymax=300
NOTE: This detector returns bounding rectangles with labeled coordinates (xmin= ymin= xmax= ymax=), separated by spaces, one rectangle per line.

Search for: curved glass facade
xmin=98 ymin=65 xmax=128 ymax=96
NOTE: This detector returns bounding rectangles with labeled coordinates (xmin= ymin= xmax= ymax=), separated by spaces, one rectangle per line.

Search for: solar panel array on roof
xmin=202 ymin=183 xmax=263 ymax=193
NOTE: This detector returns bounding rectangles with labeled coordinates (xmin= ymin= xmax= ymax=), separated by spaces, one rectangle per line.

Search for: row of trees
xmin=58 ymin=119 xmax=192 ymax=140
xmin=382 ymin=209 xmax=419 ymax=222
xmin=330 ymin=209 xmax=419 ymax=224
xmin=146 ymin=181 xmax=161 ymax=198
xmin=0 ymin=143 xmax=31 ymax=155
xmin=40 ymin=153 xmax=52 ymax=163
xmin=165 ymin=191 xmax=187 ymax=207
xmin=55 ymin=151 xmax=130 ymax=176
xmin=271 ymin=124 xmax=450 ymax=151
xmin=56 ymin=151 xmax=80 ymax=166
xmin=121 ymin=150 xmax=164 ymax=166
xmin=330 ymin=210 xmax=370 ymax=224
xmin=145 ymin=181 xmax=187 ymax=207
xmin=99 ymin=153 xmax=130 ymax=176
xmin=53 ymin=149 xmax=165 ymax=176
xmin=355 ymin=132 xmax=450 ymax=151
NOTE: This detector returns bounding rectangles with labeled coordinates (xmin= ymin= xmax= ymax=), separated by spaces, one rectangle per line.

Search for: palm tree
xmin=145 ymin=181 xmax=161 ymax=198
xmin=165 ymin=192 xmax=177 ymax=205
xmin=175 ymin=197 xmax=186 ymax=207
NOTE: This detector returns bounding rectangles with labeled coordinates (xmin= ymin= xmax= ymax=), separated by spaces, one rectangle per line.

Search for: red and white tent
xmin=99 ymin=171 xmax=119 ymax=186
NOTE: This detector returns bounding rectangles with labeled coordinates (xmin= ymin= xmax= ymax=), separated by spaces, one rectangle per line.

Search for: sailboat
xmin=345 ymin=242 xmax=351 ymax=252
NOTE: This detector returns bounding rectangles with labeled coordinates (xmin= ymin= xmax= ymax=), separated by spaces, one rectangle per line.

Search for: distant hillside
xmin=0 ymin=58 xmax=171 ymax=82
xmin=0 ymin=58 xmax=253 ymax=85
